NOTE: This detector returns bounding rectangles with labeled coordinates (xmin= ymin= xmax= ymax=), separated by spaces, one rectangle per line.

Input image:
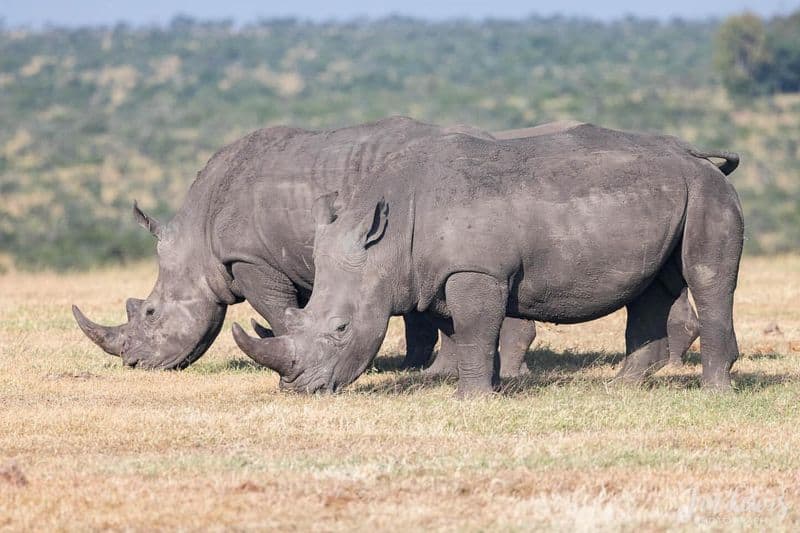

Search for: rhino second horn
xmin=232 ymin=323 xmax=295 ymax=376
xmin=126 ymin=298 xmax=144 ymax=321
xmin=72 ymin=305 xmax=126 ymax=356
xmin=250 ymin=318 xmax=275 ymax=339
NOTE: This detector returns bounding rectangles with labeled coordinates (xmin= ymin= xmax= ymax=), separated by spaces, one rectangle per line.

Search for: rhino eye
xmin=144 ymin=307 xmax=160 ymax=323
xmin=327 ymin=317 xmax=350 ymax=338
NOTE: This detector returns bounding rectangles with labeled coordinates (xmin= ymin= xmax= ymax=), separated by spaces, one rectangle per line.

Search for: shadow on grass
xmin=355 ymin=347 xmax=793 ymax=396
xmin=683 ymin=351 xmax=702 ymax=365
xmin=370 ymin=353 xmax=410 ymax=373
xmin=193 ymin=348 xmax=792 ymax=394
xmin=744 ymin=351 xmax=785 ymax=360
xmin=370 ymin=347 xmax=626 ymax=375
xmin=356 ymin=347 xmax=624 ymax=395
xmin=528 ymin=347 xmax=625 ymax=371
xmin=355 ymin=373 xmax=457 ymax=394
xmin=193 ymin=358 xmax=268 ymax=374
xmin=731 ymin=372 xmax=791 ymax=390
xmin=644 ymin=372 xmax=790 ymax=391
xmin=678 ymin=350 xmax=786 ymax=364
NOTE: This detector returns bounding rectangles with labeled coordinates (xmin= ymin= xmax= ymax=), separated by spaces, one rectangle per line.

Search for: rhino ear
xmin=133 ymin=200 xmax=163 ymax=240
xmin=312 ymin=191 xmax=339 ymax=226
xmin=359 ymin=198 xmax=388 ymax=248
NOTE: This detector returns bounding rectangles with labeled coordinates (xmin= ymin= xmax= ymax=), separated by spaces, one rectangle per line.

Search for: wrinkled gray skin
xmin=399 ymin=119 xmax=697 ymax=376
xmin=74 ymin=117 xmax=576 ymax=372
xmin=233 ymin=119 xmax=741 ymax=395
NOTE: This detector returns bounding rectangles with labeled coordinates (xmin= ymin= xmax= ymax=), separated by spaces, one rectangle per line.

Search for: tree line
xmin=715 ymin=12 xmax=800 ymax=96
xmin=0 ymin=13 xmax=798 ymax=270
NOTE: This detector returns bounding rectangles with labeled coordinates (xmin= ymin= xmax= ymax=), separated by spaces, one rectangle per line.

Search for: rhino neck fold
xmin=207 ymin=262 xmax=240 ymax=305
xmin=165 ymin=201 xmax=239 ymax=307
xmin=378 ymin=187 xmax=418 ymax=316
xmin=403 ymin=187 xmax=420 ymax=314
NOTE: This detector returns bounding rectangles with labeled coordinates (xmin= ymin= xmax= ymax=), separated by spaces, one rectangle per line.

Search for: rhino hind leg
xmin=681 ymin=175 xmax=743 ymax=391
xmin=616 ymin=280 xmax=676 ymax=384
xmin=498 ymin=317 xmax=536 ymax=378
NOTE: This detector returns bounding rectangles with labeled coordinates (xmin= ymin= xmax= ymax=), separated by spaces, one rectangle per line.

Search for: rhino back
xmin=391 ymin=125 xmax=697 ymax=321
xmin=185 ymin=117 xmax=472 ymax=289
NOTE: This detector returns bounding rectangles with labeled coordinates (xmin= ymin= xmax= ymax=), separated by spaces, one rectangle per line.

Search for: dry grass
xmin=1 ymin=256 xmax=799 ymax=530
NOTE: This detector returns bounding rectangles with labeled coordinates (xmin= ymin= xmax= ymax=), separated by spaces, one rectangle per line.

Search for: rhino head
xmin=73 ymin=202 xmax=227 ymax=369
xmin=232 ymin=192 xmax=401 ymax=392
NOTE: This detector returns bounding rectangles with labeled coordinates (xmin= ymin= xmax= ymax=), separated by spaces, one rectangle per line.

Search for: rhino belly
xmin=508 ymin=181 xmax=687 ymax=323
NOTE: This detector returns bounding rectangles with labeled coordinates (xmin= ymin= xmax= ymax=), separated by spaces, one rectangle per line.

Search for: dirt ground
xmin=1 ymin=255 xmax=798 ymax=530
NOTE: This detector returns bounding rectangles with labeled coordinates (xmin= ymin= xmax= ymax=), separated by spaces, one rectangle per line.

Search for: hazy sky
xmin=1 ymin=0 xmax=798 ymax=27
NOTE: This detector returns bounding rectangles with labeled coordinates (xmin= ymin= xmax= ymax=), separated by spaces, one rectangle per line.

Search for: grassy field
xmin=1 ymin=256 xmax=799 ymax=530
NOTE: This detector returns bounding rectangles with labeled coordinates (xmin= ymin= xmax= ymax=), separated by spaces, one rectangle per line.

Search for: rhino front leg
xmin=401 ymin=311 xmax=439 ymax=369
xmin=445 ymin=272 xmax=507 ymax=397
xmin=422 ymin=332 xmax=458 ymax=377
xmin=231 ymin=262 xmax=301 ymax=337
xmin=425 ymin=317 xmax=536 ymax=378
xmin=616 ymin=280 xmax=674 ymax=384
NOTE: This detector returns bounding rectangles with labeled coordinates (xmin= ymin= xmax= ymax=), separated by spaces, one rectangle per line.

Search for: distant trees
xmin=1 ymin=16 xmax=798 ymax=267
xmin=714 ymin=14 xmax=770 ymax=95
xmin=715 ymin=11 xmax=800 ymax=96
xmin=768 ymin=13 xmax=800 ymax=93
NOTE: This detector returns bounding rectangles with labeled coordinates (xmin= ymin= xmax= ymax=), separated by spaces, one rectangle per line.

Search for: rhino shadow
xmin=192 ymin=358 xmax=268 ymax=374
xmin=369 ymin=353 xmax=410 ymax=373
xmin=527 ymin=347 xmax=625 ymax=371
xmin=357 ymin=349 xmax=791 ymax=395
xmin=370 ymin=347 xmax=626 ymax=375
xmin=358 ymin=347 xmax=625 ymax=394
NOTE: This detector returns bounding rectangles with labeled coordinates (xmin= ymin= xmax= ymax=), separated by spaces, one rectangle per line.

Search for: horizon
xmin=2 ymin=0 xmax=797 ymax=29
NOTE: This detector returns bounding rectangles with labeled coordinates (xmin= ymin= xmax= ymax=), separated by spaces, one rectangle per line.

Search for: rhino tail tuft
xmin=690 ymin=149 xmax=740 ymax=176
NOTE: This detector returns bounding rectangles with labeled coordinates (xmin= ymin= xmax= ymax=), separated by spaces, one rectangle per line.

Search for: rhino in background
xmin=72 ymin=117 xmax=556 ymax=373
xmin=232 ymin=119 xmax=741 ymax=395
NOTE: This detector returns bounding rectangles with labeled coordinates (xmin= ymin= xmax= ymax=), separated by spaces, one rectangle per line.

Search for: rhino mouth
xmin=279 ymin=372 xmax=335 ymax=394
xmin=232 ymin=322 xmax=341 ymax=392
xmin=124 ymin=341 xmax=213 ymax=371
xmin=74 ymin=301 xmax=227 ymax=370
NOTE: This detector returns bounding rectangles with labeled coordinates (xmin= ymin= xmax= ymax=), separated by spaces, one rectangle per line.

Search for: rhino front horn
xmin=232 ymin=323 xmax=296 ymax=376
xmin=72 ymin=305 xmax=126 ymax=356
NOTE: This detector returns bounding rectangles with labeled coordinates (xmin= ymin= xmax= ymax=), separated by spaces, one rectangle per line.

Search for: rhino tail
xmin=689 ymin=149 xmax=740 ymax=176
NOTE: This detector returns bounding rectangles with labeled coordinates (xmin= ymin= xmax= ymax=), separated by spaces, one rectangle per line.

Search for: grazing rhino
xmin=73 ymin=117 xmax=559 ymax=372
xmin=232 ymin=119 xmax=741 ymax=395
